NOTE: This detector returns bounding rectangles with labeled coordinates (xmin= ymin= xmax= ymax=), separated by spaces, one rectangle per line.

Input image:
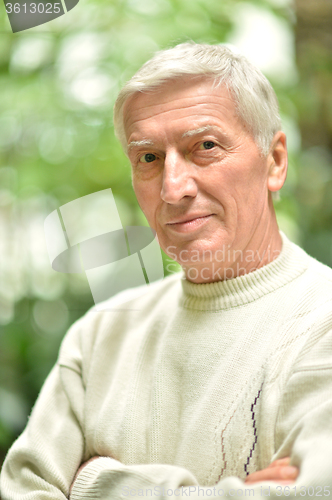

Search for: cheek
xmin=132 ymin=180 xmax=158 ymax=225
xmin=132 ymin=173 xmax=146 ymax=199
xmin=224 ymin=157 xmax=267 ymax=197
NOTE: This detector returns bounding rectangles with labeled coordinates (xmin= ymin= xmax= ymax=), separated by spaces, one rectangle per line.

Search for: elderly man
xmin=1 ymin=42 xmax=332 ymax=499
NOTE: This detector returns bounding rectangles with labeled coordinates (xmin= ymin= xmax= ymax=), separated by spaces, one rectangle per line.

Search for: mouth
xmin=165 ymin=214 xmax=214 ymax=232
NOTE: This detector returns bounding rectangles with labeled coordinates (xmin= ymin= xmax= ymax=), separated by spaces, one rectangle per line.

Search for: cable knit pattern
xmin=1 ymin=233 xmax=332 ymax=499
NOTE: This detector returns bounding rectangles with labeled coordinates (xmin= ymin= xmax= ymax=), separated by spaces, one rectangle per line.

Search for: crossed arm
xmin=2 ymin=358 xmax=330 ymax=499
xmin=1 ymin=365 xmax=329 ymax=499
xmin=2 ymin=324 xmax=332 ymax=499
xmin=69 ymin=457 xmax=299 ymax=495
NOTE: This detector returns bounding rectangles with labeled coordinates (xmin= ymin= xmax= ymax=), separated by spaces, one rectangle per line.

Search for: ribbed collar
xmin=180 ymin=233 xmax=310 ymax=311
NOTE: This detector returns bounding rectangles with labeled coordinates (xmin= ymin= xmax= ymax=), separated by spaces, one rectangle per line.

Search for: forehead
xmin=123 ymin=77 xmax=242 ymax=143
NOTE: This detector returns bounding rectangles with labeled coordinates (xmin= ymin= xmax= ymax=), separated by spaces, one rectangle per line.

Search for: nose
xmin=160 ymin=150 xmax=197 ymax=204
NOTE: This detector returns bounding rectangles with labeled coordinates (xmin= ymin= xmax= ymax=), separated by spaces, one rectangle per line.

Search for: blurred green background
xmin=0 ymin=0 xmax=332 ymax=466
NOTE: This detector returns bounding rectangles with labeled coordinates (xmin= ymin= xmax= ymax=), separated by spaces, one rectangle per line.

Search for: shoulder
xmin=305 ymin=253 xmax=332 ymax=287
xmin=284 ymin=235 xmax=332 ymax=307
xmin=264 ymin=236 xmax=332 ymax=371
xmin=281 ymin=238 xmax=332 ymax=368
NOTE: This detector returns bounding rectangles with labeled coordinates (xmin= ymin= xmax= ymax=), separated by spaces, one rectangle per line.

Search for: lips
xmin=164 ymin=214 xmax=214 ymax=234
xmin=166 ymin=214 xmax=212 ymax=225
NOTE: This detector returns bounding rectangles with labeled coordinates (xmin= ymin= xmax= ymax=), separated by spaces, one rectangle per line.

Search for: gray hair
xmin=113 ymin=42 xmax=282 ymax=157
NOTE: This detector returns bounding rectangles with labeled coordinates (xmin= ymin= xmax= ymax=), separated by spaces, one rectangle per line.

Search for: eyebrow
xmin=127 ymin=139 xmax=154 ymax=152
xmin=182 ymin=125 xmax=230 ymax=140
xmin=127 ymin=126 xmax=230 ymax=152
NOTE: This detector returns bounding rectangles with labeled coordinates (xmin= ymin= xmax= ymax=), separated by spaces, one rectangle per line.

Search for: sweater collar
xmin=180 ymin=233 xmax=310 ymax=310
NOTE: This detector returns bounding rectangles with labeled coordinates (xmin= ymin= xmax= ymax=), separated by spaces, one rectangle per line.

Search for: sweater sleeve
xmin=0 ymin=364 xmax=85 ymax=499
xmin=273 ymin=328 xmax=332 ymax=487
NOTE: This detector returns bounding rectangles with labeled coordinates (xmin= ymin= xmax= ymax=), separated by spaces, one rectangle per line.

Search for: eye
xmin=200 ymin=141 xmax=216 ymax=150
xmin=139 ymin=153 xmax=157 ymax=163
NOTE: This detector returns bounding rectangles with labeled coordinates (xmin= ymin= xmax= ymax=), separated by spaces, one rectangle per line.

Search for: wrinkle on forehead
xmin=125 ymin=93 xmax=235 ymax=119
xmin=124 ymin=100 xmax=239 ymax=145
xmin=123 ymin=78 xmax=235 ymax=133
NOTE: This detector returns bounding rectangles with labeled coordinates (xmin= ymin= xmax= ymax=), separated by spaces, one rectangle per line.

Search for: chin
xmin=163 ymin=241 xmax=214 ymax=267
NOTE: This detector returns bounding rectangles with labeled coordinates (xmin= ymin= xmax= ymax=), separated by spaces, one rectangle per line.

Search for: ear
xmin=267 ymin=131 xmax=288 ymax=192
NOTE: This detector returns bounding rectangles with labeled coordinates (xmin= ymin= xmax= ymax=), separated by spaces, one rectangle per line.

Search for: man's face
xmin=123 ymin=77 xmax=276 ymax=278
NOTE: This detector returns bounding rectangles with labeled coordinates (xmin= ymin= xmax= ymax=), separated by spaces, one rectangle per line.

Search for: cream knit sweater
xmin=1 ymin=233 xmax=332 ymax=499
